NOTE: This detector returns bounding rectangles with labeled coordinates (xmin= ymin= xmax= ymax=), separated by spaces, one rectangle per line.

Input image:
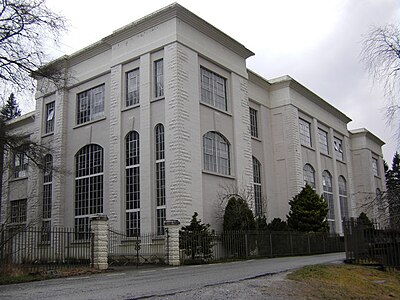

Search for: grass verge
xmin=288 ymin=264 xmax=400 ymax=299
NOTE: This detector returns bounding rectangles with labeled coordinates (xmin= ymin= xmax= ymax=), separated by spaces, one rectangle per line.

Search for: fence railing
xmin=0 ymin=226 xmax=93 ymax=272
xmin=343 ymin=219 xmax=400 ymax=269
xmin=180 ymin=230 xmax=344 ymax=264
xmin=108 ymin=228 xmax=166 ymax=266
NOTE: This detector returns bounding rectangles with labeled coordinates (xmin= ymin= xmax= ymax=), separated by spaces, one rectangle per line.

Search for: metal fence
xmin=180 ymin=230 xmax=344 ymax=264
xmin=108 ymin=228 xmax=166 ymax=266
xmin=0 ymin=226 xmax=93 ymax=272
xmin=343 ymin=219 xmax=400 ymax=269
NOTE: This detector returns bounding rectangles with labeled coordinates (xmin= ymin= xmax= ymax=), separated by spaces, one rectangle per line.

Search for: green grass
xmin=288 ymin=264 xmax=400 ymax=299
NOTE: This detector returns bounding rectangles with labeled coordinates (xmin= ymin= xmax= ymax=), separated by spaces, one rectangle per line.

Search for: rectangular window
xmin=76 ymin=84 xmax=105 ymax=125
xmin=154 ymin=59 xmax=164 ymax=98
xmin=14 ymin=146 xmax=28 ymax=178
xmin=372 ymin=158 xmax=379 ymax=176
xmin=126 ymin=68 xmax=140 ymax=107
xmin=334 ymin=137 xmax=344 ymax=161
xmin=318 ymin=128 xmax=329 ymax=155
xmin=10 ymin=199 xmax=27 ymax=224
xmin=45 ymin=102 xmax=55 ymax=134
xmin=249 ymin=107 xmax=259 ymax=138
xmin=200 ymin=67 xmax=227 ymax=111
xmin=126 ymin=211 xmax=140 ymax=237
xmin=299 ymin=118 xmax=312 ymax=147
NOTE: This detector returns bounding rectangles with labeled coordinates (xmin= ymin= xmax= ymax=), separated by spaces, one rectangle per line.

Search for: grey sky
xmin=44 ymin=0 xmax=400 ymax=161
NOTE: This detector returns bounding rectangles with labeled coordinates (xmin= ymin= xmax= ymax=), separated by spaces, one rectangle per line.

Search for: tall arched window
xmin=339 ymin=176 xmax=348 ymax=220
xmin=126 ymin=131 xmax=140 ymax=237
xmin=323 ymin=171 xmax=335 ymax=230
xmin=303 ymin=164 xmax=315 ymax=189
xmin=75 ymin=144 xmax=104 ymax=239
xmin=252 ymin=157 xmax=262 ymax=216
xmin=42 ymin=154 xmax=53 ymax=241
xmin=203 ymin=131 xmax=230 ymax=175
xmin=155 ymin=124 xmax=165 ymax=235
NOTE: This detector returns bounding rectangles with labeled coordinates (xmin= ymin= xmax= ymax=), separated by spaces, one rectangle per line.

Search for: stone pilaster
xmin=91 ymin=214 xmax=109 ymax=270
xmin=165 ymin=219 xmax=180 ymax=266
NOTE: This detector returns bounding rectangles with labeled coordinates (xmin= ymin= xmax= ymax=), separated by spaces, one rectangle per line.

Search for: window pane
xmin=318 ymin=128 xmax=328 ymax=154
xmin=154 ymin=59 xmax=164 ymax=98
xmin=249 ymin=108 xmax=258 ymax=138
xmin=200 ymin=67 xmax=227 ymax=111
xmin=126 ymin=68 xmax=140 ymax=106
xmin=77 ymin=85 xmax=105 ymax=125
xmin=303 ymin=164 xmax=315 ymax=189
xmin=299 ymin=118 xmax=312 ymax=147
xmin=203 ymin=132 xmax=230 ymax=175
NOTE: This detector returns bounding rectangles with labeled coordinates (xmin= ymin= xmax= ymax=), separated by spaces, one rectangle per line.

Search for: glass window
xmin=13 ymin=145 xmax=28 ymax=178
xmin=126 ymin=68 xmax=140 ymax=107
xmin=43 ymin=154 xmax=52 ymax=220
xmin=154 ymin=59 xmax=164 ymax=98
xmin=126 ymin=131 xmax=140 ymax=237
xmin=322 ymin=171 xmax=335 ymax=220
xmin=318 ymin=128 xmax=329 ymax=155
xmin=252 ymin=157 xmax=262 ymax=216
xmin=200 ymin=67 xmax=227 ymax=111
xmin=299 ymin=118 xmax=312 ymax=147
xmin=76 ymin=84 xmax=105 ymax=125
xmin=75 ymin=144 xmax=104 ymax=239
xmin=45 ymin=102 xmax=55 ymax=133
xmin=203 ymin=131 xmax=231 ymax=175
xmin=10 ymin=199 xmax=27 ymax=224
xmin=155 ymin=124 xmax=165 ymax=235
xmin=303 ymin=164 xmax=315 ymax=189
xmin=339 ymin=176 xmax=349 ymax=219
xmin=334 ymin=137 xmax=344 ymax=161
xmin=249 ymin=107 xmax=259 ymax=138
xmin=372 ymin=158 xmax=379 ymax=177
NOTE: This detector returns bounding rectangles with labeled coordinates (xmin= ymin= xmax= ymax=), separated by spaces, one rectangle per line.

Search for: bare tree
xmin=0 ymin=0 xmax=67 ymax=103
xmin=360 ymin=24 xmax=400 ymax=141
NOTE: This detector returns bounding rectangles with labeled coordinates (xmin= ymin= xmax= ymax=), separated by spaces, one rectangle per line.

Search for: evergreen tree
xmin=357 ymin=212 xmax=374 ymax=228
xmin=386 ymin=152 xmax=400 ymax=229
xmin=266 ymin=217 xmax=290 ymax=231
xmin=223 ymin=196 xmax=255 ymax=231
xmin=287 ymin=185 xmax=329 ymax=232
xmin=0 ymin=93 xmax=21 ymax=120
xmin=179 ymin=212 xmax=213 ymax=261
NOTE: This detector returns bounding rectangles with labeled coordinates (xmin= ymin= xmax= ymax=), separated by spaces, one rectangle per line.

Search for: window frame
xmin=45 ymin=101 xmax=55 ymax=134
xmin=203 ymin=131 xmax=231 ymax=176
xmin=299 ymin=118 xmax=312 ymax=147
xmin=76 ymin=84 xmax=105 ymax=125
xmin=126 ymin=68 xmax=140 ymax=107
xmin=249 ymin=107 xmax=259 ymax=138
xmin=155 ymin=124 xmax=166 ymax=235
xmin=13 ymin=145 xmax=29 ymax=179
xmin=372 ymin=158 xmax=379 ymax=177
xmin=74 ymin=144 xmax=104 ymax=240
xmin=303 ymin=164 xmax=316 ymax=189
xmin=318 ymin=128 xmax=329 ymax=155
xmin=154 ymin=59 xmax=164 ymax=99
xmin=10 ymin=199 xmax=27 ymax=224
xmin=252 ymin=156 xmax=262 ymax=216
xmin=126 ymin=131 xmax=140 ymax=237
xmin=334 ymin=137 xmax=344 ymax=161
xmin=339 ymin=176 xmax=349 ymax=220
xmin=200 ymin=66 xmax=227 ymax=111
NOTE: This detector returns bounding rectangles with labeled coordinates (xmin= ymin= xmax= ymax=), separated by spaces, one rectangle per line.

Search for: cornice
xmin=350 ymin=128 xmax=385 ymax=146
xmin=45 ymin=3 xmax=254 ymax=69
xmin=269 ymin=75 xmax=352 ymax=124
xmin=247 ymin=69 xmax=271 ymax=90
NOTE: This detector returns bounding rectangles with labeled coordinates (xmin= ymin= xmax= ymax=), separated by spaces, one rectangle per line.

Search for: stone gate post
xmin=91 ymin=214 xmax=109 ymax=270
xmin=165 ymin=220 xmax=180 ymax=266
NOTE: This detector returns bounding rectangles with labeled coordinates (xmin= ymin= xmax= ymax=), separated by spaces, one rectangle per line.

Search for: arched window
xmin=42 ymin=154 xmax=53 ymax=241
xmin=126 ymin=131 xmax=140 ymax=237
xmin=75 ymin=144 xmax=104 ymax=239
xmin=155 ymin=124 xmax=165 ymax=235
xmin=322 ymin=171 xmax=335 ymax=222
xmin=303 ymin=164 xmax=315 ymax=189
xmin=252 ymin=157 xmax=262 ymax=216
xmin=339 ymin=176 xmax=348 ymax=219
xmin=203 ymin=131 xmax=230 ymax=175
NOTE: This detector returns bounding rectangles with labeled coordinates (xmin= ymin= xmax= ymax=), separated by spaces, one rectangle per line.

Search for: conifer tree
xmin=223 ymin=196 xmax=255 ymax=231
xmin=0 ymin=93 xmax=21 ymax=120
xmin=386 ymin=152 xmax=400 ymax=229
xmin=287 ymin=185 xmax=329 ymax=232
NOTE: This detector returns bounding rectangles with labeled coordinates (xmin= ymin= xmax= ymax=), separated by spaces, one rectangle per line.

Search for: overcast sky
xmin=44 ymin=0 xmax=400 ymax=162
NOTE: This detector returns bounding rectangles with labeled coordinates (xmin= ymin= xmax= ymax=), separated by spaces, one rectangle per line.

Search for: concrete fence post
xmin=91 ymin=214 xmax=109 ymax=270
xmin=165 ymin=220 xmax=180 ymax=266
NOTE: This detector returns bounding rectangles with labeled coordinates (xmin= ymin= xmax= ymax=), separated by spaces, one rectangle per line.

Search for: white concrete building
xmin=1 ymin=3 xmax=386 ymax=235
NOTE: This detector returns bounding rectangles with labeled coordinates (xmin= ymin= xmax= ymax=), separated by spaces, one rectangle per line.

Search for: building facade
xmin=1 ymin=3 xmax=386 ymax=235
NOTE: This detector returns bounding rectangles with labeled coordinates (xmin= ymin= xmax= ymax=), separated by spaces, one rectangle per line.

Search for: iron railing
xmin=108 ymin=228 xmax=166 ymax=266
xmin=343 ymin=219 xmax=400 ymax=269
xmin=180 ymin=230 xmax=344 ymax=264
xmin=0 ymin=226 xmax=93 ymax=272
